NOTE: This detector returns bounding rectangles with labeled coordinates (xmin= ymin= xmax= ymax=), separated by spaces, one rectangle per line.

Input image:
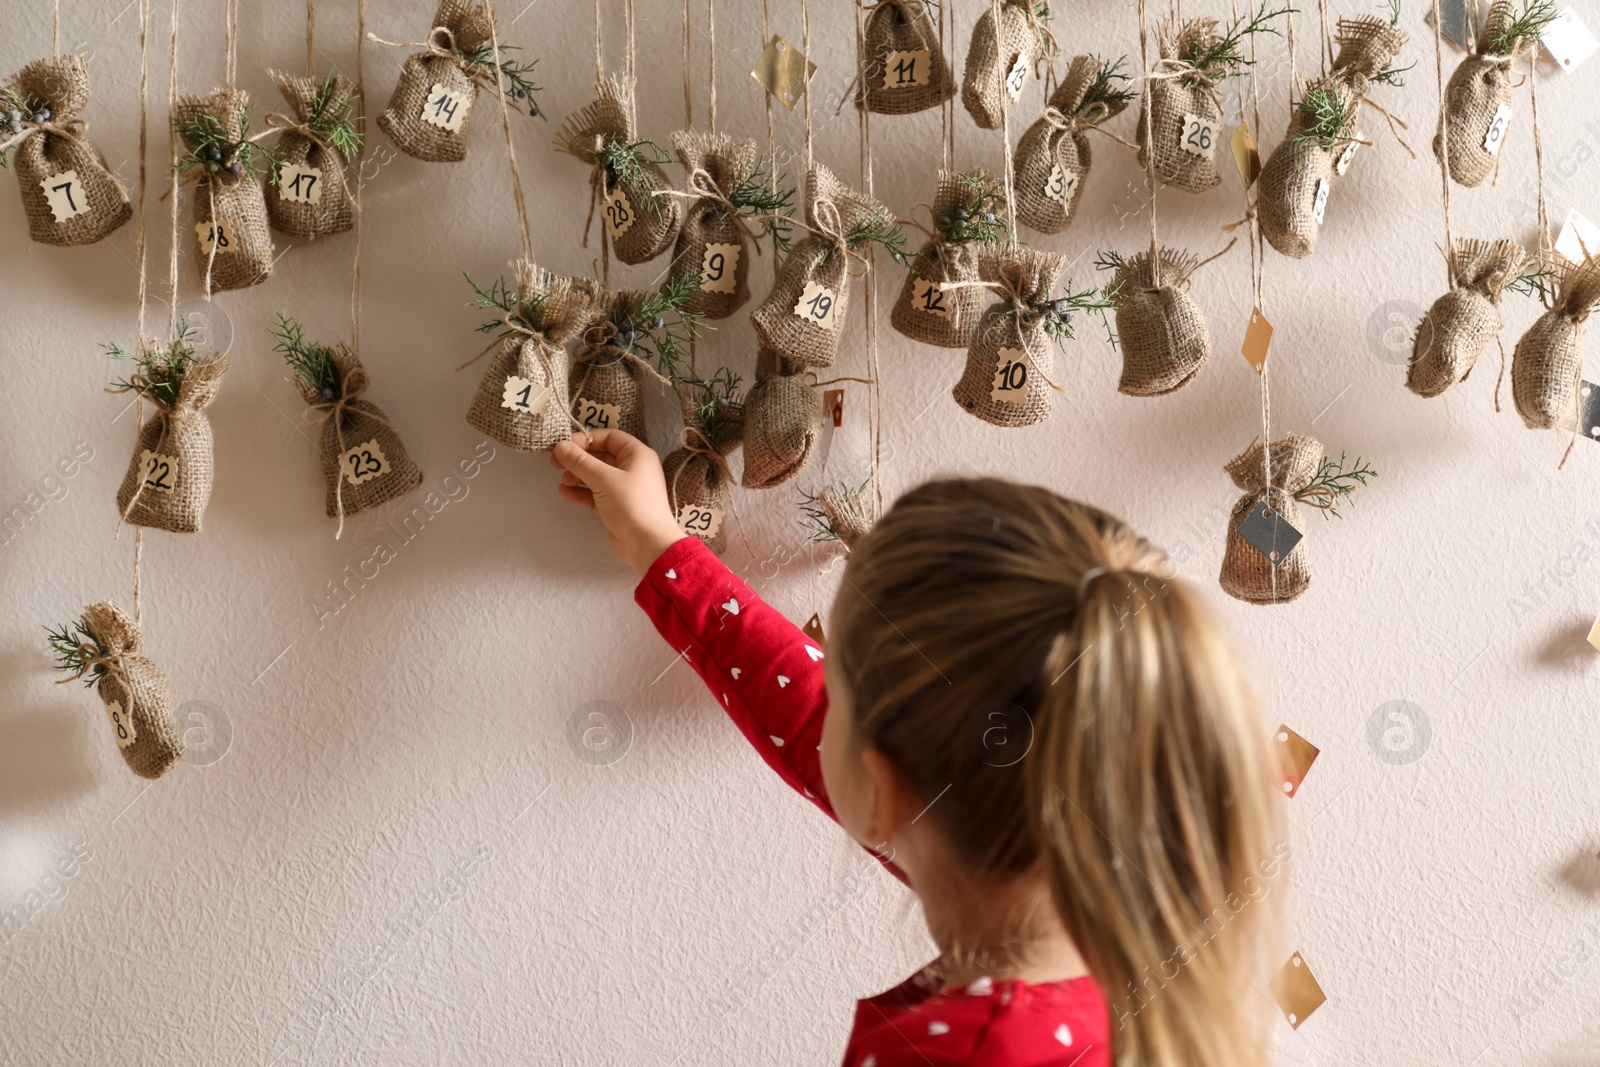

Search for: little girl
xmin=552 ymin=430 xmax=1286 ymax=1067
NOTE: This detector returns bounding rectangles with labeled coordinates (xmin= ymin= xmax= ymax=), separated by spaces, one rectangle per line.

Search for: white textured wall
xmin=2 ymin=1 xmax=1597 ymax=1064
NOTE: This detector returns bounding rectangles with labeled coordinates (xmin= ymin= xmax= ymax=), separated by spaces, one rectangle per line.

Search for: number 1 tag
xmin=279 ymin=162 xmax=324 ymax=204
xmin=106 ymin=700 xmax=137 ymax=748
xmin=196 ymin=218 xmax=235 ymax=255
xmin=677 ymin=503 xmax=725 ymax=542
xmin=884 ymin=50 xmax=931 ymax=88
xmin=1482 ymin=103 xmax=1512 ymax=156
xmin=1043 ymin=163 xmax=1078 ymax=206
xmin=138 ymin=449 xmax=179 ymax=493
xmin=341 ymin=439 xmax=390 ymax=486
xmin=421 ymin=83 xmax=471 ymax=132
xmin=1311 ymin=178 xmax=1330 ymax=225
xmin=1005 ymin=54 xmax=1029 ymax=100
xmin=911 ymin=277 xmax=952 ymax=318
xmin=990 ymin=347 xmax=1032 ymax=403
xmin=574 ymin=397 xmax=620 ymax=431
xmin=604 ymin=186 xmax=635 ymax=238
xmin=1179 ymin=113 xmax=1219 ymax=157
xmin=41 ymin=169 xmax=89 ymax=222
xmin=501 ymin=375 xmax=551 ymax=416
xmin=793 ymin=280 xmax=839 ymax=329
xmin=700 ymin=242 xmax=740 ymax=293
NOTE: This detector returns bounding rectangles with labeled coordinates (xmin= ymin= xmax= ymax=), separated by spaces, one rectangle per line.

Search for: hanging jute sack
xmin=891 ymin=171 xmax=1006 ymax=348
xmin=1 ymin=54 xmax=131 ymax=246
xmin=1435 ymin=2 xmax=1539 ymax=188
xmin=555 ymin=75 xmax=682 ymax=265
xmin=951 ymin=247 xmax=1067 ymax=428
xmin=1107 ymin=246 xmax=1212 ymax=396
xmin=263 ymin=70 xmax=357 ymax=240
xmin=664 ymin=383 xmax=744 ymax=554
xmin=300 ymin=344 xmax=423 ymax=523
xmin=1329 ymin=14 xmax=1408 ymax=89
xmin=116 ymin=355 xmax=228 ymax=534
xmin=1136 ymin=18 xmax=1229 ymax=194
xmin=1407 ymin=238 xmax=1525 ymax=398
xmin=859 ymin=0 xmax=955 ymax=115
xmin=567 ymin=289 xmax=657 ymax=442
xmin=751 ymin=163 xmax=892 ymax=369
xmin=962 ymin=0 xmax=1045 ymax=130
xmin=819 ymin=481 xmax=879 ymax=548
xmin=1511 ymin=258 xmax=1600 ymax=430
xmin=1257 ymin=77 xmax=1352 ymax=260
xmin=376 ymin=0 xmax=496 ymax=163
xmin=1219 ymin=434 xmax=1322 ymax=605
xmin=668 ymin=130 xmax=760 ymax=320
xmin=173 ymin=88 xmax=275 ymax=293
xmin=67 ymin=601 xmax=183 ymax=780
xmin=742 ymin=349 xmax=820 ymax=490
xmin=1015 ymin=54 xmax=1131 ymax=235
xmin=467 ymin=263 xmax=590 ymax=452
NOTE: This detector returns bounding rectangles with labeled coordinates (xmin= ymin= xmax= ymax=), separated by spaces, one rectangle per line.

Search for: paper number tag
xmin=701 ymin=242 xmax=740 ymax=293
xmin=341 ymin=439 xmax=390 ymax=486
xmin=884 ymin=49 xmax=931 ymax=89
xmin=911 ymin=277 xmax=952 ymax=318
xmin=422 ymin=83 xmax=470 ymax=132
xmin=1482 ymin=103 xmax=1513 ymax=156
xmin=1333 ymin=140 xmax=1358 ymax=176
xmin=1311 ymin=178 xmax=1330 ymax=225
xmin=574 ymin=397 xmax=620 ymax=431
xmin=41 ymin=169 xmax=90 ymax=222
xmin=106 ymin=700 xmax=137 ymax=748
xmin=677 ymin=503 xmax=725 ymax=543
xmin=1005 ymin=54 xmax=1028 ymax=100
xmin=1542 ymin=7 xmax=1599 ymax=71
xmin=501 ymin=375 xmax=551 ymax=416
xmin=1179 ymin=113 xmax=1220 ymax=157
xmin=1043 ymin=163 xmax=1079 ymax=207
xmin=793 ymin=280 xmax=839 ymax=329
xmin=603 ymin=186 xmax=635 ymax=238
xmin=1555 ymin=207 xmax=1600 ymax=264
xmin=278 ymin=162 xmax=323 ymax=204
xmin=990 ymin=347 xmax=1031 ymax=403
xmin=138 ymin=449 xmax=178 ymax=493
xmin=196 ymin=218 xmax=235 ymax=256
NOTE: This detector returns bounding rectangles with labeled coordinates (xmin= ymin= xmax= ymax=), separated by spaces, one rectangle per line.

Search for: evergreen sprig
xmin=798 ymin=479 xmax=870 ymax=544
xmin=1291 ymin=87 xmax=1358 ymax=148
xmin=681 ymin=366 xmax=742 ymax=445
xmin=598 ymin=136 xmax=672 ymax=218
xmin=304 ymin=74 xmax=363 ymax=162
xmin=466 ymin=272 xmax=550 ymax=338
xmin=1485 ymin=0 xmax=1558 ymax=54
xmin=612 ymin=272 xmax=711 ymax=381
xmin=727 ymin=163 xmax=797 ymax=254
xmin=1182 ymin=2 xmax=1294 ymax=85
xmin=0 ymin=87 xmax=47 ymax=170
xmin=1025 ymin=279 xmax=1121 ymax=347
xmin=1081 ymin=55 xmax=1136 ymax=114
xmin=1369 ymin=58 xmax=1416 ymax=87
xmin=46 ymin=621 xmax=104 ymax=687
xmin=104 ymin=323 xmax=197 ymax=408
xmin=269 ymin=313 xmax=341 ymax=398
xmin=174 ymin=105 xmax=277 ymax=182
xmin=460 ymin=42 xmax=544 ymax=118
xmin=1506 ymin=261 xmax=1558 ymax=303
xmin=1295 ymin=451 xmax=1377 ymax=518
xmin=937 ymin=173 xmax=1008 ymax=246
xmin=1381 ymin=0 xmax=1403 ymax=24
xmin=844 ymin=208 xmax=910 ymax=268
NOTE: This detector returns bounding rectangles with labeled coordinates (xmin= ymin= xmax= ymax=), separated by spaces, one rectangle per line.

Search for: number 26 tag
xmin=1179 ymin=113 xmax=1219 ymax=158
xmin=793 ymin=281 xmax=839 ymax=329
xmin=341 ymin=439 xmax=390 ymax=486
xmin=1482 ymin=103 xmax=1512 ymax=156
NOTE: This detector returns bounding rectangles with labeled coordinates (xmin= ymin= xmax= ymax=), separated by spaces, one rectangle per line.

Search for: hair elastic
xmin=1076 ymin=566 xmax=1108 ymax=604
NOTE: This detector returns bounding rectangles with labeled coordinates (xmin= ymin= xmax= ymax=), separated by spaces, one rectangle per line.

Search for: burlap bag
xmin=741 ymin=349 xmax=820 ymax=489
xmin=1219 ymin=435 xmax=1321 ymax=605
xmin=1258 ymin=78 xmax=1349 ymax=260
xmin=669 ymin=130 xmax=759 ymax=320
xmin=301 ymin=345 xmax=423 ymax=519
xmin=115 ymin=356 xmax=227 ymax=534
xmin=665 ymin=384 xmax=743 ymax=554
xmin=555 ymin=76 xmax=681 ymax=265
xmin=1136 ymin=18 xmax=1227 ymax=194
xmin=174 ymin=89 xmax=274 ymax=293
xmin=568 ymin=306 xmax=651 ymax=442
xmin=3 ymin=54 xmax=131 ymax=246
xmin=467 ymin=265 xmax=590 ymax=452
xmin=859 ymin=0 xmax=954 ymax=115
xmin=1407 ymin=238 xmax=1525 ymax=397
xmin=961 ymin=0 xmax=1038 ymax=129
xmin=1328 ymin=15 xmax=1407 ymax=88
xmin=819 ymin=482 xmax=879 ymax=548
xmin=377 ymin=0 xmax=494 ymax=163
xmin=890 ymin=172 xmax=996 ymax=348
xmin=951 ymin=248 xmax=1066 ymax=427
xmin=1109 ymin=247 xmax=1211 ymax=396
xmin=1511 ymin=259 xmax=1600 ymax=430
xmin=263 ymin=70 xmax=355 ymax=240
xmin=751 ymin=164 xmax=889 ymax=368
xmin=1016 ymin=55 xmax=1129 ymax=235
xmin=80 ymin=600 xmax=183 ymax=780
xmin=1435 ymin=3 xmax=1535 ymax=189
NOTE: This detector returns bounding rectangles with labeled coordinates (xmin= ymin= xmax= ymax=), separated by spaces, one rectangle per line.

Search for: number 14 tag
xmin=421 ymin=83 xmax=471 ymax=132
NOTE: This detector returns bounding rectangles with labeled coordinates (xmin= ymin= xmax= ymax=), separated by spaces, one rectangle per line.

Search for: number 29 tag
xmin=677 ymin=503 xmax=725 ymax=542
xmin=1179 ymin=113 xmax=1220 ymax=158
xmin=341 ymin=439 xmax=390 ymax=486
xmin=792 ymin=281 xmax=839 ymax=329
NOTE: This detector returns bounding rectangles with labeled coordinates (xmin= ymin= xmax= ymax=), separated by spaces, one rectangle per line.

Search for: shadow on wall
xmin=1555 ymin=848 xmax=1600 ymax=899
xmin=1536 ymin=618 xmax=1599 ymax=670
xmin=0 ymin=669 xmax=98 ymax=816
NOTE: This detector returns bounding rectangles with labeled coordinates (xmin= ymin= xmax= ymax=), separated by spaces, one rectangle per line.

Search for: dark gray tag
xmin=1238 ymin=500 xmax=1303 ymax=566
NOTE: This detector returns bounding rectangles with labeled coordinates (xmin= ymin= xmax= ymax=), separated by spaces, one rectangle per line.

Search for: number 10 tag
xmin=421 ymin=82 xmax=471 ymax=132
xmin=677 ymin=503 xmax=725 ymax=542
xmin=792 ymin=281 xmax=839 ymax=329
xmin=41 ymin=169 xmax=90 ymax=222
xmin=341 ymin=439 xmax=390 ymax=486
xmin=990 ymin=347 xmax=1032 ymax=403
xmin=1179 ymin=113 xmax=1220 ymax=158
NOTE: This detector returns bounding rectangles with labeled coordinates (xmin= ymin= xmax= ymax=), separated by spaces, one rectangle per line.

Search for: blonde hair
xmin=832 ymin=478 xmax=1285 ymax=1067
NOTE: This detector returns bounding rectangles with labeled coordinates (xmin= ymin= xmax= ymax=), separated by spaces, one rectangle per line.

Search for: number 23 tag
xmin=793 ymin=281 xmax=839 ymax=329
xmin=341 ymin=439 xmax=390 ymax=486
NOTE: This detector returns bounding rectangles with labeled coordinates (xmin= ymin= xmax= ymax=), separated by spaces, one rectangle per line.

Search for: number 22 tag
xmin=1179 ymin=113 xmax=1219 ymax=158
xmin=41 ymin=169 xmax=90 ymax=222
xmin=792 ymin=281 xmax=838 ymax=329
xmin=341 ymin=439 xmax=390 ymax=486
xmin=138 ymin=449 xmax=178 ymax=493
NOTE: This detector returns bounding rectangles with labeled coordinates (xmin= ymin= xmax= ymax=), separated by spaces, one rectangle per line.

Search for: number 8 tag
xmin=341 ymin=439 xmax=390 ymax=486
xmin=106 ymin=700 xmax=137 ymax=748
xmin=793 ymin=281 xmax=839 ymax=330
xmin=1179 ymin=113 xmax=1219 ymax=158
xmin=501 ymin=375 xmax=551 ymax=416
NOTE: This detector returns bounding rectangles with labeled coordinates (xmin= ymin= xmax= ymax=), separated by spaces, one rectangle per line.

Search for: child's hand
xmin=551 ymin=430 xmax=687 ymax=576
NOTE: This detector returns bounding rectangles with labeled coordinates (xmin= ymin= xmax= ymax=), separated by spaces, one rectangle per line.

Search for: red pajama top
xmin=634 ymin=536 xmax=1112 ymax=1066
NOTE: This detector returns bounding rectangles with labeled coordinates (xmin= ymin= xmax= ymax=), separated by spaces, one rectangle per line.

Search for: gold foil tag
xmin=752 ymin=35 xmax=816 ymax=110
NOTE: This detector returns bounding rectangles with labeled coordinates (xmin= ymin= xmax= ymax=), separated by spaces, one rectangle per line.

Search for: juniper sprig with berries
xmin=935 ymin=173 xmax=1009 ymax=247
xmin=302 ymin=74 xmax=364 ymax=162
xmin=173 ymin=105 xmax=277 ymax=182
xmin=270 ymin=313 xmax=342 ymax=400
xmin=103 ymin=324 xmax=198 ymax=409
xmin=608 ymin=273 xmax=711 ymax=381
xmin=460 ymin=42 xmax=544 ymax=118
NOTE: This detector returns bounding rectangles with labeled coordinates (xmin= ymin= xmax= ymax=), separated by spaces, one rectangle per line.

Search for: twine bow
xmin=670 ymin=424 xmax=755 ymax=557
xmin=0 ymin=114 xmax=88 ymax=158
xmin=365 ymin=26 xmax=511 ymax=99
xmin=54 ymin=637 xmax=134 ymax=700
xmin=308 ymin=363 xmax=396 ymax=539
xmin=262 ymin=111 xmax=344 ymax=161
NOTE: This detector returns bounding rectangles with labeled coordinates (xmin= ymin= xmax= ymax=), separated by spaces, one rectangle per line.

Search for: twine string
xmin=1431 ymin=0 xmax=1455 ymax=290
xmin=486 ymin=3 xmax=534 ymax=262
xmin=1137 ymin=0 xmax=1162 ymax=287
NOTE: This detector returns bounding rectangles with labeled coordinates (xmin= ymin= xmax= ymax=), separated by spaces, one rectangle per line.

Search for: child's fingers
xmin=582 ymin=429 xmax=654 ymax=472
xmin=555 ymin=482 xmax=597 ymax=510
xmin=552 ymin=435 xmax=620 ymax=491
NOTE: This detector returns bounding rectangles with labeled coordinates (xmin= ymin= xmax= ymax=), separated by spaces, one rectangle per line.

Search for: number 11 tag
xmin=41 ymin=169 xmax=90 ymax=222
xmin=793 ymin=281 xmax=839 ymax=329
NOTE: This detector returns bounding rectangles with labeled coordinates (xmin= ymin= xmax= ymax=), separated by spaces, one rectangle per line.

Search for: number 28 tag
xmin=421 ymin=83 xmax=471 ymax=132
xmin=106 ymin=700 xmax=137 ymax=748
xmin=501 ymin=375 xmax=551 ymax=416
xmin=341 ymin=439 xmax=390 ymax=486
xmin=41 ymin=169 xmax=90 ymax=222
xmin=138 ymin=449 xmax=179 ymax=493
xmin=701 ymin=243 xmax=740 ymax=293
xmin=793 ymin=281 xmax=839 ymax=329
xmin=990 ymin=347 xmax=1032 ymax=404
xmin=1179 ymin=113 xmax=1220 ymax=158
xmin=604 ymin=186 xmax=635 ymax=238
xmin=677 ymin=503 xmax=725 ymax=542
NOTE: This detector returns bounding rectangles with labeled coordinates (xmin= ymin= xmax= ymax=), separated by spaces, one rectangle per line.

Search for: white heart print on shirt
xmin=927 ymin=1021 xmax=950 ymax=1036
xmin=1054 ymin=1023 xmax=1073 ymax=1046
xmin=730 ymin=667 xmax=741 ymax=678
xmin=777 ymin=675 xmax=790 ymax=688
xmin=665 ymin=569 xmax=677 ymax=579
xmin=967 ymin=976 xmax=993 ymax=995
xmin=722 ymin=598 xmax=740 ymax=615
xmin=805 ymin=645 xmax=824 ymax=661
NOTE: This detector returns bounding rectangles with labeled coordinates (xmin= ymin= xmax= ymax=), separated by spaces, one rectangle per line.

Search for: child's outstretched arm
xmin=551 ymin=432 xmax=833 ymax=818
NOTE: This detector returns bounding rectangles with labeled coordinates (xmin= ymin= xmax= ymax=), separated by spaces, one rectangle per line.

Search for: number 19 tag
xmin=138 ymin=449 xmax=179 ymax=493
xmin=793 ymin=281 xmax=839 ymax=329
xmin=502 ymin=375 xmax=551 ymax=416
xmin=106 ymin=700 xmax=137 ymax=748
xmin=41 ymin=169 xmax=89 ymax=222
xmin=677 ymin=503 xmax=725 ymax=542
xmin=341 ymin=439 xmax=390 ymax=486
xmin=990 ymin=347 xmax=1031 ymax=403
xmin=1179 ymin=113 xmax=1219 ymax=158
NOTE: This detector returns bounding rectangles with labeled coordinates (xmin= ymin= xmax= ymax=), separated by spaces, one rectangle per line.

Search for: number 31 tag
xmin=793 ymin=281 xmax=839 ymax=329
xmin=341 ymin=439 xmax=390 ymax=486
xmin=1180 ymin=113 xmax=1220 ymax=158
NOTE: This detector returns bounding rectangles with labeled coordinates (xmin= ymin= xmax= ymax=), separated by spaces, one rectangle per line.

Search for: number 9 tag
xmin=793 ymin=281 xmax=839 ymax=329
xmin=701 ymin=243 xmax=741 ymax=293
xmin=677 ymin=503 xmax=725 ymax=542
xmin=341 ymin=439 xmax=390 ymax=486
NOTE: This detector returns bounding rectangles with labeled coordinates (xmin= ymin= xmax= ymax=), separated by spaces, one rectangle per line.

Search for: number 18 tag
xmin=793 ymin=280 xmax=839 ymax=329
xmin=41 ymin=169 xmax=90 ymax=222
xmin=341 ymin=439 xmax=390 ymax=486
xmin=502 ymin=375 xmax=551 ymax=416
xmin=677 ymin=503 xmax=725 ymax=542
xmin=138 ymin=449 xmax=179 ymax=493
xmin=422 ymin=83 xmax=471 ymax=132
xmin=1179 ymin=113 xmax=1220 ymax=158
xmin=196 ymin=218 xmax=235 ymax=255
xmin=990 ymin=347 xmax=1032 ymax=403
xmin=106 ymin=700 xmax=137 ymax=748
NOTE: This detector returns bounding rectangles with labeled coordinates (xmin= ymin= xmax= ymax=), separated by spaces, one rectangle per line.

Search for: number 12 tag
xmin=677 ymin=503 xmax=725 ymax=542
xmin=501 ymin=375 xmax=551 ymax=416
xmin=421 ymin=83 xmax=471 ymax=132
xmin=793 ymin=280 xmax=839 ymax=329
xmin=106 ymin=700 xmax=137 ymax=748
xmin=138 ymin=449 xmax=179 ymax=493
xmin=911 ymin=277 xmax=951 ymax=318
xmin=1179 ymin=113 xmax=1220 ymax=157
xmin=41 ymin=169 xmax=90 ymax=222
xmin=990 ymin=347 xmax=1032 ymax=403
xmin=341 ymin=439 xmax=390 ymax=486
xmin=701 ymin=243 xmax=740 ymax=293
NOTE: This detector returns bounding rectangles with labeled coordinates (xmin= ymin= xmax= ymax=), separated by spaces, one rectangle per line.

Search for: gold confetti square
xmin=803 ymin=613 xmax=826 ymax=649
xmin=752 ymin=35 xmax=816 ymax=110
xmin=1271 ymin=951 xmax=1327 ymax=1029
xmin=1276 ymin=724 xmax=1318 ymax=798
xmin=1231 ymin=121 xmax=1262 ymax=186
xmin=1241 ymin=306 xmax=1273 ymax=374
